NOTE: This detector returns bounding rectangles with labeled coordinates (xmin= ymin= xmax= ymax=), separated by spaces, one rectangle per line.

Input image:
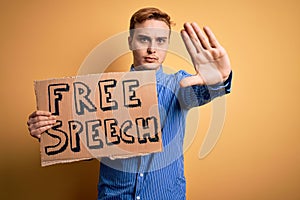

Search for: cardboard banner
xmin=34 ymin=71 xmax=162 ymax=166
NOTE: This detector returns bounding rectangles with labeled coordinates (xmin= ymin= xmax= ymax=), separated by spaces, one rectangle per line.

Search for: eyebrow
xmin=137 ymin=34 xmax=168 ymax=39
xmin=137 ymin=34 xmax=151 ymax=39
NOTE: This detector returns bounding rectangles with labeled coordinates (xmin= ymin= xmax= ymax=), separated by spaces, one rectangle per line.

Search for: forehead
xmin=133 ymin=19 xmax=170 ymax=37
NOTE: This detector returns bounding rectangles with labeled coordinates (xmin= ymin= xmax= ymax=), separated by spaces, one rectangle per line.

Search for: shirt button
xmin=139 ymin=173 xmax=144 ymax=177
xmin=136 ymin=196 xmax=141 ymax=200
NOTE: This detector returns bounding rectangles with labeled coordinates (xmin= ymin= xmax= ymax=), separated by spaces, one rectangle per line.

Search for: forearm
xmin=178 ymin=71 xmax=232 ymax=109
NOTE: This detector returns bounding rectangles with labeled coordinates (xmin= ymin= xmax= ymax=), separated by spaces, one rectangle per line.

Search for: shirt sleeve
xmin=177 ymin=71 xmax=232 ymax=110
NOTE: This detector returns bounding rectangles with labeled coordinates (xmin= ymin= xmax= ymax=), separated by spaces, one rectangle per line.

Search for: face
xmin=128 ymin=19 xmax=170 ymax=71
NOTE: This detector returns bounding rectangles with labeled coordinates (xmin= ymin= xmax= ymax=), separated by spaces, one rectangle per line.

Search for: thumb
xmin=180 ymin=75 xmax=205 ymax=87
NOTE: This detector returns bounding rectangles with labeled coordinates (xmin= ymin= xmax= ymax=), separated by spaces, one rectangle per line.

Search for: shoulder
xmin=174 ymin=70 xmax=192 ymax=80
xmin=159 ymin=69 xmax=193 ymax=82
xmin=157 ymin=70 xmax=192 ymax=89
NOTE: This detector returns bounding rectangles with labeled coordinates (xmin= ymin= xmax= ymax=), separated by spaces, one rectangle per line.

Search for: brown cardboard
xmin=34 ymin=71 xmax=162 ymax=166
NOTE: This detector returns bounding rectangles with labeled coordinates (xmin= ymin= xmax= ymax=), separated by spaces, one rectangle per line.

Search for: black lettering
xmin=68 ymin=120 xmax=83 ymax=152
xmin=120 ymin=120 xmax=135 ymax=144
xmin=45 ymin=120 xmax=68 ymax=155
xmin=86 ymin=119 xmax=103 ymax=149
xmin=136 ymin=117 xmax=159 ymax=144
xmin=98 ymin=79 xmax=118 ymax=111
xmin=48 ymin=84 xmax=69 ymax=115
xmin=104 ymin=118 xmax=120 ymax=145
xmin=123 ymin=80 xmax=141 ymax=108
xmin=73 ymin=82 xmax=97 ymax=115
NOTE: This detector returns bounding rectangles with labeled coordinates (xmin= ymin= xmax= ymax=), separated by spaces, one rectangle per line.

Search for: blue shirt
xmin=98 ymin=66 xmax=232 ymax=200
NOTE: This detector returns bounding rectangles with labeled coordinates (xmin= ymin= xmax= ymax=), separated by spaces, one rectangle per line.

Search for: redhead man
xmin=27 ymin=7 xmax=232 ymax=200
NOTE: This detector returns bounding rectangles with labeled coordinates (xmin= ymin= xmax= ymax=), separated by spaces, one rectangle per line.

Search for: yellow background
xmin=1 ymin=0 xmax=300 ymax=199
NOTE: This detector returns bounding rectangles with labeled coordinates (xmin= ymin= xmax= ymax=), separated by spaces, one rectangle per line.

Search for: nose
xmin=147 ymin=42 xmax=156 ymax=54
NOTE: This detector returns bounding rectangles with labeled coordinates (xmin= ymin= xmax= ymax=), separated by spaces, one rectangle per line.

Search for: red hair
xmin=129 ymin=7 xmax=174 ymax=36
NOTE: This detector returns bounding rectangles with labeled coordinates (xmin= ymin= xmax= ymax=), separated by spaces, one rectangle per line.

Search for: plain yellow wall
xmin=1 ymin=0 xmax=300 ymax=199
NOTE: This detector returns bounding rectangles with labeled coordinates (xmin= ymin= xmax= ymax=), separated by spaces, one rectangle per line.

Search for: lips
xmin=144 ymin=56 xmax=158 ymax=63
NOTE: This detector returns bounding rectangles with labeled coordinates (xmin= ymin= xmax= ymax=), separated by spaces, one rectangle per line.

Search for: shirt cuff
xmin=207 ymin=71 xmax=232 ymax=94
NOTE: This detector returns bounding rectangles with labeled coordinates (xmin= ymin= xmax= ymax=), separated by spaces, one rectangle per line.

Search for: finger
xmin=191 ymin=22 xmax=210 ymax=50
xmin=28 ymin=115 xmax=57 ymax=125
xmin=30 ymin=125 xmax=53 ymax=139
xmin=180 ymin=29 xmax=197 ymax=58
xmin=180 ymin=75 xmax=205 ymax=87
xmin=29 ymin=120 xmax=56 ymax=137
xmin=203 ymin=26 xmax=221 ymax=48
xmin=28 ymin=110 xmax=52 ymax=119
xmin=29 ymin=119 xmax=57 ymax=130
xmin=27 ymin=115 xmax=57 ymax=128
xmin=183 ymin=22 xmax=203 ymax=52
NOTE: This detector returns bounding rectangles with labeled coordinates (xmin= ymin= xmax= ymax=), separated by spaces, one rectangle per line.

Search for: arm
xmin=178 ymin=22 xmax=232 ymax=109
xmin=178 ymin=71 xmax=232 ymax=109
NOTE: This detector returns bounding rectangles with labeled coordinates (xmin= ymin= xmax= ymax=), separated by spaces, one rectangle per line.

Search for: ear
xmin=128 ymin=36 xmax=133 ymax=50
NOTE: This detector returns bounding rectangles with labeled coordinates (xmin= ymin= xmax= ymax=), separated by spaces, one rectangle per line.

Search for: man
xmin=27 ymin=7 xmax=232 ymax=200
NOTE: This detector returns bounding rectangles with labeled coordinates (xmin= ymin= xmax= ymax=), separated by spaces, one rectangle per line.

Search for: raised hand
xmin=180 ymin=22 xmax=231 ymax=87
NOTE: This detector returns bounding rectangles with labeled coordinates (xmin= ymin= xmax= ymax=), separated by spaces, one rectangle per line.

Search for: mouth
xmin=144 ymin=56 xmax=158 ymax=63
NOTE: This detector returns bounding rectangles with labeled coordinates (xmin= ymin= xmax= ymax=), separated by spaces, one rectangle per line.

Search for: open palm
xmin=180 ymin=22 xmax=231 ymax=87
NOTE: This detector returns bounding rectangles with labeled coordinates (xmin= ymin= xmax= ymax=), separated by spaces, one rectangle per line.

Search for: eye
xmin=139 ymin=37 xmax=150 ymax=43
xmin=157 ymin=38 xmax=167 ymax=44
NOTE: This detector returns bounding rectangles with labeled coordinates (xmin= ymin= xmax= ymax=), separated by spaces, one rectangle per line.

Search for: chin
xmin=135 ymin=63 xmax=160 ymax=71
